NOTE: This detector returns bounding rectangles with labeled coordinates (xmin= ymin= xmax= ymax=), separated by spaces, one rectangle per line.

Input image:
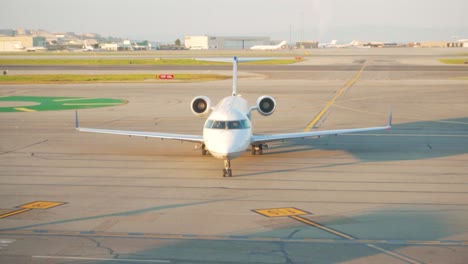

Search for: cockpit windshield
xmin=205 ymin=119 xmax=250 ymax=129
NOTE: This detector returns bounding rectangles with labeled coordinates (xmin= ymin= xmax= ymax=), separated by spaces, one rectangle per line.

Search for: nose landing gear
xmin=223 ymin=159 xmax=232 ymax=177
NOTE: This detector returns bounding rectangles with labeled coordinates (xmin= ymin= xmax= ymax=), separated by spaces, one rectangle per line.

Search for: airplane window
xmin=204 ymin=120 xmax=214 ymax=128
xmin=208 ymin=120 xmax=250 ymax=130
xmin=212 ymin=121 xmax=226 ymax=129
xmin=228 ymin=121 xmax=242 ymax=129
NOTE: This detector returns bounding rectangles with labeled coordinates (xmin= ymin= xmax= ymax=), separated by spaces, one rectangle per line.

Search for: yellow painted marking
xmin=63 ymin=103 xmax=120 ymax=106
xmin=0 ymin=201 xmax=65 ymax=218
xmin=14 ymin=107 xmax=36 ymax=112
xmin=290 ymin=215 xmax=356 ymax=240
xmin=0 ymin=208 xmax=31 ymax=219
xmin=254 ymin=207 xmax=309 ymax=218
xmin=20 ymin=201 xmax=65 ymax=209
xmin=304 ymin=63 xmax=367 ymax=132
xmin=53 ymin=97 xmax=95 ymax=102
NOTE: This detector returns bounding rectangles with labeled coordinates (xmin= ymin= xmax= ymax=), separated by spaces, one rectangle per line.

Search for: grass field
xmin=0 ymin=73 xmax=231 ymax=84
xmin=439 ymin=58 xmax=468 ymax=64
xmin=0 ymin=58 xmax=299 ymax=65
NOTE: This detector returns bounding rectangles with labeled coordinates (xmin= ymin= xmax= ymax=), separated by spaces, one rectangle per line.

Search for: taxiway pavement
xmin=0 ymin=49 xmax=467 ymax=263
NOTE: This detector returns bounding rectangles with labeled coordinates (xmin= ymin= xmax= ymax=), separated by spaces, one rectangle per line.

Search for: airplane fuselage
xmin=203 ymin=96 xmax=252 ymax=160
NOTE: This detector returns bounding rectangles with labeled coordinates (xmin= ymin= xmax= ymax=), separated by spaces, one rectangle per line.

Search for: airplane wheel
xmin=201 ymin=144 xmax=208 ymax=155
xmin=223 ymin=169 xmax=232 ymax=177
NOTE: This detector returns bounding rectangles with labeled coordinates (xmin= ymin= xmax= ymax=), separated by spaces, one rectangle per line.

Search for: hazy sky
xmin=2 ymin=0 xmax=468 ymax=43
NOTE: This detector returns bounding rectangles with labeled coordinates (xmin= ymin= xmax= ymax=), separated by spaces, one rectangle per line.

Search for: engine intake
xmin=256 ymin=96 xmax=276 ymax=116
xmin=191 ymin=96 xmax=212 ymax=117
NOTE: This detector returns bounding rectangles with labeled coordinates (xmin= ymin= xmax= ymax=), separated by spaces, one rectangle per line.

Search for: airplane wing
xmin=75 ymin=111 xmax=204 ymax=143
xmin=252 ymin=112 xmax=392 ymax=144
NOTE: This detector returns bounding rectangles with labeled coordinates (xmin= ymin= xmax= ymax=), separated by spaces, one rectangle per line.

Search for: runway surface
xmin=1 ymin=49 xmax=468 ymax=263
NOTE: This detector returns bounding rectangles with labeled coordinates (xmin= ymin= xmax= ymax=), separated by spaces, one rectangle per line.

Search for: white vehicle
xmin=76 ymin=57 xmax=392 ymax=177
xmin=250 ymin=40 xmax=287 ymax=50
xmin=26 ymin=47 xmax=46 ymax=52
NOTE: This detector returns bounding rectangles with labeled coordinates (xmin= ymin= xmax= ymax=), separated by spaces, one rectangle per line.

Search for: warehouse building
xmin=184 ymin=35 xmax=270 ymax=50
xmin=418 ymin=41 xmax=468 ymax=48
xmin=0 ymin=36 xmax=33 ymax=51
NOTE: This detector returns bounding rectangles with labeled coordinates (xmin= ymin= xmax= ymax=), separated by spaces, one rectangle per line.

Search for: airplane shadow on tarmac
xmin=237 ymin=117 xmax=468 ymax=177
xmin=263 ymin=117 xmax=468 ymax=162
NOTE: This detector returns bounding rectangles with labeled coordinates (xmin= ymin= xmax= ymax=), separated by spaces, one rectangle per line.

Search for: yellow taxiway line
xmin=14 ymin=107 xmax=36 ymax=112
xmin=304 ymin=62 xmax=367 ymax=132
xmin=0 ymin=208 xmax=31 ymax=219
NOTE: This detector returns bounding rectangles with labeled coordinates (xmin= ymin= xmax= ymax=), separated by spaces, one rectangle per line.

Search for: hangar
xmin=0 ymin=36 xmax=33 ymax=51
xmin=184 ymin=35 xmax=270 ymax=50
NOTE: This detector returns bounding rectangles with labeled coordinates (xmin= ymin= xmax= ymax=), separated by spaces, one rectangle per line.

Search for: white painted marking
xmin=0 ymin=239 xmax=15 ymax=252
xmin=33 ymin=255 xmax=170 ymax=263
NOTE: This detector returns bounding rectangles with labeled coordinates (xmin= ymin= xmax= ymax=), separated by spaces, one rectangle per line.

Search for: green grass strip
xmin=439 ymin=58 xmax=468 ymax=64
xmin=0 ymin=58 xmax=299 ymax=65
xmin=241 ymin=59 xmax=300 ymax=65
xmin=0 ymin=74 xmax=230 ymax=84
xmin=0 ymin=58 xmax=228 ymax=65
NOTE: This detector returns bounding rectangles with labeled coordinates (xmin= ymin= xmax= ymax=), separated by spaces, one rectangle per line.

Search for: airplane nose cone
xmin=208 ymin=143 xmax=238 ymax=159
xmin=205 ymin=132 xmax=249 ymax=159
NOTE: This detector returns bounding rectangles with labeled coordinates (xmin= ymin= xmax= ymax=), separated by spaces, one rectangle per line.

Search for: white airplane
xmin=328 ymin=40 xmax=360 ymax=48
xmin=318 ymin=40 xmax=337 ymax=48
xmin=83 ymin=40 xmax=94 ymax=51
xmin=250 ymin=40 xmax=288 ymax=50
xmin=76 ymin=56 xmax=392 ymax=177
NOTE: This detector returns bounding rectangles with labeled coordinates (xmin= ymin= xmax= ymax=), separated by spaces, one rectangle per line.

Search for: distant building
xmin=133 ymin=40 xmax=152 ymax=50
xmin=185 ymin=36 xmax=209 ymax=50
xmin=460 ymin=40 xmax=468 ymax=48
xmin=419 ymin=41 xmax=466 ymax=48
xmin=184 ymin=35 xmax=270 ymax=50
xmin=0 ymin=36 xmax=33 ymax=51
xmin=296 ymin=41 xmax=318 ymax=49
xmin=100 ymin=43 xmax=119 ymax=51
xmin=33 ymin=36 xmax=47 ymax=48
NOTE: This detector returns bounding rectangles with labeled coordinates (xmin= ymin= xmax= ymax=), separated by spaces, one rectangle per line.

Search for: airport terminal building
xmin=184 ymin=35 xmax=270 ymax=50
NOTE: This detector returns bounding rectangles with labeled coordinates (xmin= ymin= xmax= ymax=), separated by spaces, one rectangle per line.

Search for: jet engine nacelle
xmin=256 ymin=95 xmax=276 ymax=116
xmin=191 ymin=96 xmax=212 ymax=117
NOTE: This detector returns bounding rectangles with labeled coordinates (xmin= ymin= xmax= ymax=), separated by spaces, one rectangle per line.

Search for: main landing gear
xmin=200 ymin=144 xmax=209 ymax=156
xmin=223 ymin=159 xmax=232 ymax=177
xmin=251 ymin=144 xmax=264 ymax=155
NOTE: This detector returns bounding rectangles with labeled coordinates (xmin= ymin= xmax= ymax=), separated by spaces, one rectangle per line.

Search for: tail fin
xmin=276 ymin=40 xmax=287 ymax=48
xmin=232 ymin=56 xmax=238 ymax=96
xmin=330 ymin=40 xmax=337 ymax=45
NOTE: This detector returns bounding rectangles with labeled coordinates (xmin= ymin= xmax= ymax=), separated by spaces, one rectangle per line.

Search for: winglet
xmin=75 ymin=110 xmax=80 ymax=130
xmin=387 ymin=109 xmax=393 ymax=130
